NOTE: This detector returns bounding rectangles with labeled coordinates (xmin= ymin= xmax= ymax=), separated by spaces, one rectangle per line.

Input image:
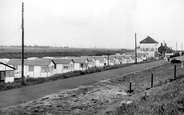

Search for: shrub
xmin=171 ymin=58 xmax=181 ymax=63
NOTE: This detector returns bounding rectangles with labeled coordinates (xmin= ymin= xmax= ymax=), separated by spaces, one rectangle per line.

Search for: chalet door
xmin=0 ymin=71 xmax=5 ymax=80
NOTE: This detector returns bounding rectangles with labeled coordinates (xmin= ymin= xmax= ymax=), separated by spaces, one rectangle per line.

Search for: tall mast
xmin=21 ymin=2 xmax=26 ymax=85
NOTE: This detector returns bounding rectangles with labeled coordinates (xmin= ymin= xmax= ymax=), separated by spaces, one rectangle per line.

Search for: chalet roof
xmin=80 ymin=56 xmax=94 ymax=61
xmin=93 ymin=56 xmax=105 ymax=62
xmin=72 ymin=58 xmax=88 ymax=63
xmin=115 ymin=56 xmax=124 ymax=60
xmin=0 ymin=62 xmax=15 ymax=70
xmin=124 ymin=53 xmax=146 ymax=58
xmin=140 ymin=36 xmax=158 ymax=44
xmin=7 ymin=59 xmax=53 ymax=66
xmin=53 ymin=59 xmax=73 ymax=64
xmin=123 ymin=55 xmax=132 ymax=59
xmin=103 ymin=56 xmax=115 ymax=60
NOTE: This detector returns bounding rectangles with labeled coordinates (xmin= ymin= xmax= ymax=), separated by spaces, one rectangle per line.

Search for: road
xmin=0 ymin=60 xmax=167 ymax=109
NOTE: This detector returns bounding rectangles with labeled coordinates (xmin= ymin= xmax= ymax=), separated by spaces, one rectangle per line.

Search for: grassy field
xmin=0 ymin=46 xmax=133 ymax=58
xmin=1 ymin=62 xmax=183 ymax=115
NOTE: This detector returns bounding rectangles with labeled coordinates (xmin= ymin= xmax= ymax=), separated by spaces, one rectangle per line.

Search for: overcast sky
xmin=0 ymin=0 xmax=184 ymax=49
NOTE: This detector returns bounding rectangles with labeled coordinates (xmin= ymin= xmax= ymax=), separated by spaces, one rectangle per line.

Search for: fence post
xmin=174 ymin=65 xmax=176 ymax=79
xmin=151 ymin=74 xmax=153 ymax=88
xmin=127 ymin=82 xmax=133 ymax=93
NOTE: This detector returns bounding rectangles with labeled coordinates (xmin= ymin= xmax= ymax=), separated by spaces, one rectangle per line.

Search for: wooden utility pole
xmin=107 ymin=50 xmax=109 ymax=66
xmin=21 ymin=2 xmax=26 ymax=85
xmin=135 ymin=33 xmax=137 ymax=64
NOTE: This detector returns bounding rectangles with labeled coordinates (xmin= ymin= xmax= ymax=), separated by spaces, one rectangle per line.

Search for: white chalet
xmin=93 ymin=56 xmax=106 ymax=67
xmin=7 ymin=59 xmax=55 ymax=78
xmin=81 ymin=56 xmax=96 ymax=68
xmin=53 ymin=58 xmax=74 ymax=74
xmin=72 ymin=58 xmax=89 ymax=71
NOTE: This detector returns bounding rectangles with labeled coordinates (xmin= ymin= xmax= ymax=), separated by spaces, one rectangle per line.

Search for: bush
xmin=171 ymin=58 xmax=181 ymax=63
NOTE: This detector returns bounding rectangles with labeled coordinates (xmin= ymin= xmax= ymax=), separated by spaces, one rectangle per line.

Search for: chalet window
xmin=28 ymin=66 xmax=34 ymax=72
xmin=41 ymin=67 xmax=48 ymax=72
xmin=63 ymin=66 xmax=68 ymax=69
xmin=5 ymin=71 xmax=14 ymax=77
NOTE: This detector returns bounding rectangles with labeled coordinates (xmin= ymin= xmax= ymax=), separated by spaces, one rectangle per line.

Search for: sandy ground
xmin=0 ymin=63 xmax=183 ymax=115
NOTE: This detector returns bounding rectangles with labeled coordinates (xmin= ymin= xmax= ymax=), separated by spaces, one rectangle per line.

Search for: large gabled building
xmin=137 ymin=36 xmax=159 ymax=57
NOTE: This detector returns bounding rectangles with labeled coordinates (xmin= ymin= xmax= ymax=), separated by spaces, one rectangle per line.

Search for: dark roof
xmin=0 ymin=62 xmax=15 ymax=70
xmin=140 ymin=36 xmax=158 ymax=44
xmin=115 ymin=56 xmax=124 ymax=60
xmin=72 ymin=58 xmax=88 ymax=63
xmin=7 ymin=59 xmax=53 ymax=66
xmin=53 ymin=59 xmax=73 ymax=64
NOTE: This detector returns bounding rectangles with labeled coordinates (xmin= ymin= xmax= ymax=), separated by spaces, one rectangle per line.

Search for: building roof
xmin=7 ymin=59 xmax=53 ymax=66
xmin=103 ymin=56 xmax=115 ymax=60
xmin=80 ymin=56 xmax=94 ymax=61
xmin=123 ymin=55 xmax=132 ymax=59
xmin=72 ymin=58 xmax=88 ymax=63
xmin=93 ymin=56 xmax=105 ymax=62
xmin=0 ymin=62 xmax=15 ymax=70
xmin=140 ymin=36 xmax=158 ymax=44
xmin=53 ymin=59 xmax=73 ymax=64
xmin=115 ymin=55 xmax=124 ymax=60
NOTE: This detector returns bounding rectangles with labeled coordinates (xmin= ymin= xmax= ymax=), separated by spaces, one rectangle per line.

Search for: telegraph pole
xmin=21 ymin=2 xmax=26 ymax=85
xmin=107 ymin=50 xmax=109 ymax=66
xmin=135 ymin=33 xmax=137 ymax=64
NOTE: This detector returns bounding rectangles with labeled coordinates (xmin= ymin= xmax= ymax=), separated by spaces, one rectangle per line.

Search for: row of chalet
xmin=0 ymin=53 xmax=148 ymax=83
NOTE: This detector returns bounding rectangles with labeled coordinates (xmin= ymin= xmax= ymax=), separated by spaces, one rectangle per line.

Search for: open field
xmin=0 ymin=46 xmax=133 ymax=58
xmin=0 ymin=62 xmax=183 ymax=115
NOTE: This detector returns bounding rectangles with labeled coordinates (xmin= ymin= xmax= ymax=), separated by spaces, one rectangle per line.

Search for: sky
xmin=0 ymin=0 xmax=184 ymax=49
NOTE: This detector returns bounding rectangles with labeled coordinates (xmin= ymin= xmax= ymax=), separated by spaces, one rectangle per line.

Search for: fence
xmin=127 ymin=62 xmax=184 ymax=93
